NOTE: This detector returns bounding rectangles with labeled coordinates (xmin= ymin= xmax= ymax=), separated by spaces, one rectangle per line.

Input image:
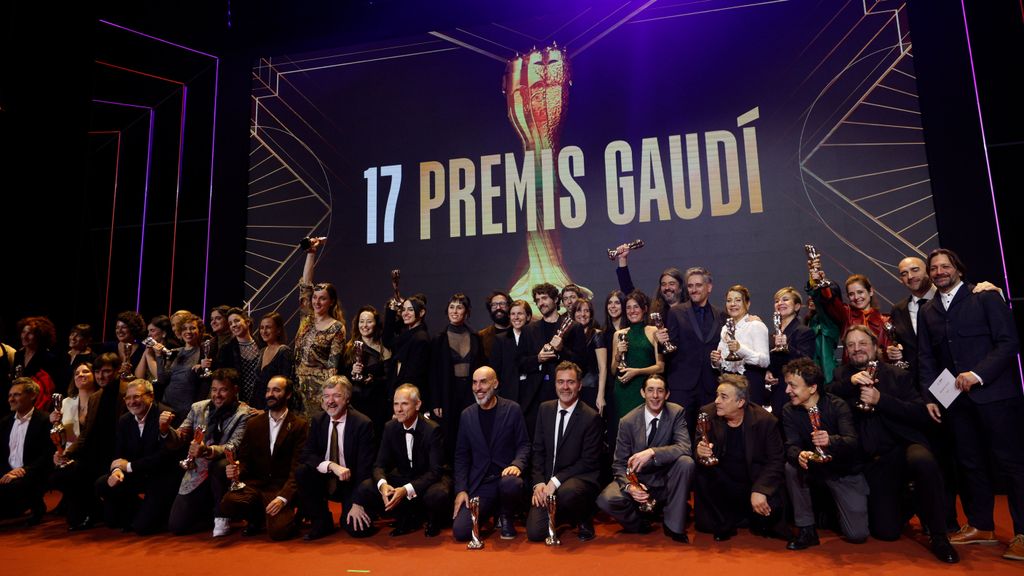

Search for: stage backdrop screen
xmin=246 ymin=0 xmax=936 ymax=331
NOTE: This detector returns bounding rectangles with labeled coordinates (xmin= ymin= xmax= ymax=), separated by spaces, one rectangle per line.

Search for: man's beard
xmin=475 ymin=389 xmax=496 ymax=407
xmin=490 ymin=308 xmax=509 ymax=325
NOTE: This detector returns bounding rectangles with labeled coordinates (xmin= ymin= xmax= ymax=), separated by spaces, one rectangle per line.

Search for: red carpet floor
xmin=2 ymin=494 xmax=1021 ymax=576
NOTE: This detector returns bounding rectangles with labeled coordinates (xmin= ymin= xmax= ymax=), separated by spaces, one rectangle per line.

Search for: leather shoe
xmin=663 ymin=524 xmax=689 ymax=543
xmin=303 ymin=524 xmax=336 ymax=541
xmin=1005 ymin=534 xmax=1024 ymax=561
xmin=929 ymin=535 xmax=959 ymax=564
xmin=424 ymin=521 xmax=441 ymax=537
xmin=577 ymin=521 xmax=596 ymax=542
xmin=68 ymin=517 xmax=95 ymax=532
xmin=498 ymin=514 xmax=517 ymax=540
xmin=713 ymin=528 xmax=736 ymax=542
xmin=242 ymin=523 xmax=265 ymax=537
xmin=787 ymin=525 xmax=820 ymax=550
xmin=948 ymin=524 xmax=997 ymax=545
xmin=389 ymin=518 xmax=419 ymax=537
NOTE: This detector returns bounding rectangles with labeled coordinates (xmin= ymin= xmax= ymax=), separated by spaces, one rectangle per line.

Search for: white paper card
xmin=928 ymin=369 xmax=960 ymax=409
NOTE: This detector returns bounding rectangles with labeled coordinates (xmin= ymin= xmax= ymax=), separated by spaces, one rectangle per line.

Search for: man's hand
xmin=49 ymin=410 xmax=62 ymax=424
xmin=0 ymin=467 xmax=26 ymax=484
xmin=107 ymin=468 xmax=125 ymax=487
xmin=955 ymin=371 xmax=980 ymax=392
xmin=710 ymin=350 xmax=723 ymax=365
xmin=347 ymin=503 xmax=371 ymax=531
xmin=384 ymin=486 xmax=408 ymax=511
xmin=798 ymin=450 xmax=813 ymax=470
xmin=538 ymin=348 xmax=557 ymax=363
xmin=378 ymin=482 xmax=395 ymax=507
xmin=266 ymin=498 xmax=285 ymax=516
xmin=886 ymin=344 xmax=904 ymax=361
xmin=696 ymin=440 xmax=714 ymax=460
xmin=188 ymin=441 xmax=208 ymax=459
xmin=626 ymin=484 xmax=649 ymax=503
xmin=751 ymin=492 xmax=771 ymax=516
xmin=501 ymin=465 xmax=521 ymax=477
xmin=111 ymin=458 xmax=129 ymax=472
xmin=926 ymin=403 xmax=942 ymax=424
xmin=453 ymin=491 xmax=469 ymax=519
xmin=329 ymin=463 xmax=352 ymax=481
xmin=225 ymin=463 xmax=239 ymax=481
xmin=655 ymin=328 xmax=670 ymax=345
xmin=810 ymin=430 xmax=830 ymax=448
xmin=859 ymin=385 xmax=880 ymax=406
xmin=627 ymin=448 xmax=655 ymax=472
xmin=159 ymin=411 xmax=174 ymax=435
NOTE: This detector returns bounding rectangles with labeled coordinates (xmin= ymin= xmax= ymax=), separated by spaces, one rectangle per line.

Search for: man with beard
xmin=0 ymin=378 xmax=53 ymax=524
xmin=452 ymin=366 xmax=530 ymax=542
xmin=478 ymin=291 xmax=512 ymax=360
xmin=917 ymin=248 xmax=1023 ymax=560
xmin=829 ymin=326 xmax=958 ymax=563
xmin=598 ymin=374 xmax=694 ymax=542
xmin=518 ymin=283 xmax=581 ymax=436
xmin=654 ymin=267 xmax=724 ymax=432
xmin=221 ymin=376 xmax=308 ymax=540
xmin=527 ymin=361 xmax=603 ymax=543
xmin=166 ymin=368 xmax=251 ymax=536
xmin=295 ymin=375 xmax=376 ymax=540
xmin=96 ymin=379 xmax=181 ymax=534
xmin=354 ymin=384 xmax=451 ymax=537
xmin=611 ymin=243 xmax=684 ymax=315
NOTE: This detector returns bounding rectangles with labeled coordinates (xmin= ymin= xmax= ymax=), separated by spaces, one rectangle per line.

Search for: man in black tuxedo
xmin=830 ymin=326 xmax=957 ymax=563
xmin=478 ymin=291 xmax=511 ymax=360
xmin=656 ymin=266 xmax=724 ymax=431
xmin=353 ymin=383 xmax=451 ymax=537
xmin=295 ymin=375 xmax=375 ymax=540
xmin=917 ymin=248 xmax=1023 ymax=560
xmin=95 ymin=379 xmax=181 ymax=534
xmin=527 ymin=361 xmax=603 ymax=543
xmin=452 ymin=366 xmax=530 ymax=541
xmin=0 ymin=378 xmax=54 ymax=524
xmin=222 ymin=375 xmax=308 ymax=540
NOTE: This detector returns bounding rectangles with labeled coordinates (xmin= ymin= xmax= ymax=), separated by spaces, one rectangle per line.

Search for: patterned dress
xmin=294 ymin=283 xmax=345 ymax=415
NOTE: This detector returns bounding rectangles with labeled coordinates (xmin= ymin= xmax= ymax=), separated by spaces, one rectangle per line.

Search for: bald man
xmin=452 ymin=366 xmax=530 ymax=541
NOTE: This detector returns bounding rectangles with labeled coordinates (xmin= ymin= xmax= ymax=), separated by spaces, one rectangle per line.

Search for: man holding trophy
xmin=452 ymin=366 xmax=530 ymax=543
xmin=693 ymin=374 xmax=786 ymax=542
xmin=597 ymin=374 xmax=694 ymax=543
xmin=781 ymin=358 xmax=869 ymax=550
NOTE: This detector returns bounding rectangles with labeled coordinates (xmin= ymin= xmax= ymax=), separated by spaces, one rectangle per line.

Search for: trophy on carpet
xmin=49 ymin=393 xmax=73 ymax=468
xmin=179 ymin=426 xmax=207 ymax=470
xmin=883 ymin=321 xmax=910 ymax=370
xmin=467 ymin=496 xmax=484 ymax=550
xmin=625 ymin=467 xmax=656 ymax=513
xmin=199 ymin=339 xmax=213 ymax=378
xmin=648 ymin=312 xmax=677 ymax=354
xmin=806 ymin=406 xmax=833 ymax=463
xmin=544 ymin=494 xmax=560 ymax=546
xmin=855 ymin=360 xmax=878 ymax=413
xmin=616 ymin=332 xmax=629 ymax=377
xmin=543 ymin=316 xmax=575 ymax=355
xmin=696 ymin=412 xmax=719 ymax=467
xmin=607 ymin=239 xmax=645 ymax=260
xmin=299 ymin=236 xmax=327 ymax=251
xmin=224 ymin=447 xmax=246 ymax=492
xmin=387 ymin=269 xmax=403 ymax=312
xmin=351 ymin=341 xmax=367 ymax=383
xmin=118 ymin=342 xmax=134 ymax=380
xmin=723 ymin=318 xmax=742 ymax=362
xmin=804 ymin=244 xmax=832 ymax=289
xmin=770 ymin=312 xmax=789 ymax=353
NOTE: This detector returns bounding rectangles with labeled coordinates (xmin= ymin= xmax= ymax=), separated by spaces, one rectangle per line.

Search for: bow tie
xmin=404 ymin=429 xmax=415 ymax=435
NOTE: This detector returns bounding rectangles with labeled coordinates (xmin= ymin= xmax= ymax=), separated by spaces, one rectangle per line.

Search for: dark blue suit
xmin=917 ymin=283 xmax=1023 ymax=534
xmin=663 ymin=300 xmax=724 ymax=431
xmin=452 ymin=397 xmax=530 ymax=540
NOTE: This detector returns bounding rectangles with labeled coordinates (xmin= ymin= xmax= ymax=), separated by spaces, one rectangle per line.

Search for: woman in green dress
xmin=611 ymin=290 xmax=664 ymax=420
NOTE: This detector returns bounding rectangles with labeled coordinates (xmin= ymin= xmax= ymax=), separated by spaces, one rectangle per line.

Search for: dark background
xmin=1 ymin=0 xmax=1020 ymax=348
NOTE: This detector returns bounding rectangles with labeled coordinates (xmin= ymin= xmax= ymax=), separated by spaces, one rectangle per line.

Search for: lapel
xmin=488 ymin=400 xmax=509 ymax=450
xmin=465 ymin=403 xmax=485 ymax=449
xmin=634 ymin=408 xmax=649 ymax=449
xmin=705 ymin=305 xmax=721 ymax=343
xmin=683 ymin=304 xmax=703 ymax=343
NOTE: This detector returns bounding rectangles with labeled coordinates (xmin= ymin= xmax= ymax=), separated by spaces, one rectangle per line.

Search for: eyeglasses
xmin=489 ymin=302 xmax=510 ymax=310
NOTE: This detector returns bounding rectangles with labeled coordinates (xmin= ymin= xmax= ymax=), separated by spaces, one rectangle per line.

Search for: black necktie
xmin=555 ymin=409 xmax=567 ymax=461
xmin=917 ymin=297 xmax=929 ymax=307
xmin=329 ymin=421 xmax=340 ymax=464
xmin=648 ymin=417 xmax=659 ymax=446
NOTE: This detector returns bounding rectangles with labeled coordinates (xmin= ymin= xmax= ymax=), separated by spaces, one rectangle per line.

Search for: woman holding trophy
xmin=765 ymin=287 xmax=816 ymax=415
xmin=808 ymin=266 xmax=891 ymax=362
xmin=383 ymin=294 xmax=431 ymax=392
xmin=342 ymin=305 xmax=392 ymax=432
xmin=611 ymin=290 xmax=664 ymax=420
xmin=572 ymin=299 xmax=608 ymax=415
xmin=136 ymin=315 xmax=176 ymax=382
xmin=294 ymin=237 xmax=347 ymax=415
xmin=157 ymin=313 xmax=210 ymax=423
xmin=711 ymin=285 xmax=771 ymax=407
xmin=217 ymin=308 xmax=264 ymax=409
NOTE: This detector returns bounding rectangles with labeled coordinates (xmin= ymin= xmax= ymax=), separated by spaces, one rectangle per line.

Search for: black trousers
xmin=0 ymin=469 xmax=47 ymax=519
xmin=50 ymin=461 xmax=100 ymax=526
xmin=863 ymin=443 xmax=945 ymax=540
xmin=452 ymin=475 xmax=524 ymax=541
xmin=525 ymin=477 xmax=599 ymax=542
xmin=695 ymin=463 xmax=785 ymax=536
xmin=354 ymin=476 xmax=453 ymax=530
xmin=95 ymin=471 xmax=180 ymax=535
xmin=295 ymin=463 xmax=365 ymax=536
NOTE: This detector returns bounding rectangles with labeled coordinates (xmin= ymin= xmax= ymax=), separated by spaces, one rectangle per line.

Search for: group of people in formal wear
xmin=1 ymin=239 xmax=1021 ymax=565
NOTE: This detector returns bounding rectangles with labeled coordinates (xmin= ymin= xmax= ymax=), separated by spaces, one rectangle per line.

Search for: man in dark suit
xmin=95 ymin=379 xmax=182 ymax=534
xmin=598 ymin=374 xmax=694 ymax=542
xmin=656 ymin=266 xmax=724 ymax=431
xmin=452 ymin=366 xmax=530 ymax=541
xmin=295 ymin=375 xmax=375 ymax=540
xmin=478 ymin=291 xmax=511 ymax=360
xmin=830 ymin=326 xmax=957 ymax=563
xmin=0 ymin=378 xmax=54 ymax=523
xmin=527 ymin=361 xmax=603 ymax=543
xmin=694 ymin=374 xmax=786 ymax=542
xmin=353 ymin=383 xmax=451 ymax=537
xmin=222 ymin=375 xmax=308 ymax=540
xmin=917 ymin=248 xmax=1023 ymax=560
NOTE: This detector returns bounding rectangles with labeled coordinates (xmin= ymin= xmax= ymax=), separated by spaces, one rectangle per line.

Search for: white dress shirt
xmin=550 ymin=400 xmax=579 ymax=487
xmin=7 ymin=408 xmax=34 ymax=469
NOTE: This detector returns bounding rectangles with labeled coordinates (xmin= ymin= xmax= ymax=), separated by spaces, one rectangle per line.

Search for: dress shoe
xmin=424 ymin=521 xmax=441 ymax=537
xmin=498 ymin=514 xmax=517 ymax=540
xmin=948 ymin=524 xmax=997 ymax=545
xmin=928 ymin=535 xmax=959 ymax=564
xmin=713 ymin=528 xmax=736 ymax=542
xmin=303 ymin=524 xmax=336 ymax=541
xmin=389 ymin=518 xmax=420 ymax=537
xmin=212 ymin=517 xmax=232 ymax=537
xmin=577 ymin=521 xmax=596 ymax=542
xmin=663 ymin=524 xmax=689 ymax=543
xmin=242 ymin=523 xmax=265 ymax=537
xmin=1005 ymin=534 xmax=1024 ymax=561
xmin=68 ymin=517 xmax=95 ymax=532
xmin=787 ymin=525 xmax=820 ymax=550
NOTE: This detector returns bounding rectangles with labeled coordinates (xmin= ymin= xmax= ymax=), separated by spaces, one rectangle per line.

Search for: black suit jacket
xmin=767 ymin=319 xmax=816 ymax=378
xmin=663 ymin=301 xmax=724 ymax=399
xmin=0 ymin=409 xmax=54 ymax=477
xmin=699 ymin=402 xmax=784 ymax=497
xmin=237 ymin=410 xmax=308 ymax=502
xmin=454 ymin=397 xmax=530 ymax=495
xmin=782 ymin=393 xmax=862 ymax=477
xmin=372 ymin=414 xmax=446 ymax=496
xmin=112 ymin=402 xmax=178 ymax=478
xmin=300 ymin=408 xmax=376 ymax=487
xmin=888 ymin=297 xmax=922 ymax=383
xmin=530 ymin=399 xmax=602 ymax=488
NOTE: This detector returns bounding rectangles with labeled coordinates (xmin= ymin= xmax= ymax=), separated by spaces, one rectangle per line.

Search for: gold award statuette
xmin=544 ymin=494 xmax=560 ymax=546
xmin=607 ymin=239 xmax=645 ymax=260
xmin=616 ymin=332 xmax=629 ymax=377
xmin=119 ymin=342 xmax=134 ymax=380
xmin=649 ymin=312 xmax=677 ymax=354
xmin=49 ymin=393 xmax=72 ymax=468
xmin=224 ymin=447 xmax=246 ymax=492
xmin=696 ymin=412 xmax=719 ymax=467
xmin=724 ymin=318 xmax=742 ymax=362
xmin=543 ymin=316 xmax=575 ymax=354
xmin=883 ymin=321 xmax=910 ymax=370
xmin=199 ymin=339 xmax=213 ymax=378
xmin=388 ymin=269 xmax=403 ymax=312
xmin=179 ymin=426 xmax=207 ymax=470
xmin=804 ymin=245 xmax=832 ymax=289
xmin=856 ymin=360 xmax=878 ymax=413
xmin=625 ymin=467 xmax=656 ymax=513
xmin=351 ymin=341 xmax=366 ymax=383
xmin=806 ymin=406 xmax=832 ymax=463
xmin=770 ymin=311 xmax=789 ymax=353
xmin=467 ymin=496 xmax=484 ymax=550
